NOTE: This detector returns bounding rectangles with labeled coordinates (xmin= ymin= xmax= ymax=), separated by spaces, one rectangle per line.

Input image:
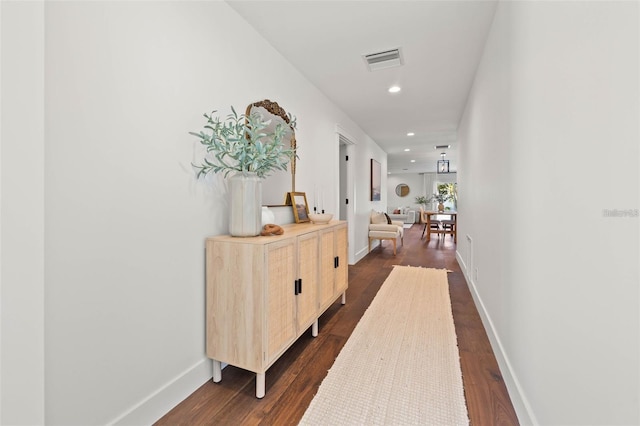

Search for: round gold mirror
xmin=395 ymin=183 xmax=410 ymax=197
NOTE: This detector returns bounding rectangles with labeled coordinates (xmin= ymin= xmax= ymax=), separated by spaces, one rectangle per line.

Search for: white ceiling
xmin=228 ymin=0 xmax=498 ymax=174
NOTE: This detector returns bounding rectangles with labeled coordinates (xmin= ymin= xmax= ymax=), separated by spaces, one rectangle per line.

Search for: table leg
xmin=256 ymin=373 xmax=265 ymax=398
xmin=212 ymin=360 xmax=222 ymax=383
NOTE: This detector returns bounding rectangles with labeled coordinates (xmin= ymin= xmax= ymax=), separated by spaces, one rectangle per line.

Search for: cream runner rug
xmin=299 ymin=265 xmax=468 ymax=426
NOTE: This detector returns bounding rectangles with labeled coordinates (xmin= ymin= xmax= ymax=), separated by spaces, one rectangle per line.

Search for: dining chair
xmin=420 ymin=208 xmax=441 ymax=240
xmin=441 ymin=216 xmax=456 ymax=239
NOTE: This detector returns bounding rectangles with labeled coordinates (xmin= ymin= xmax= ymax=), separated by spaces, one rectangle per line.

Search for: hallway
xmin=157 ymin=224 xmax=518 ymax=425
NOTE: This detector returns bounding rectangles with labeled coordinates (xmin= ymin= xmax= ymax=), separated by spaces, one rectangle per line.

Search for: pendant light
xmin=437 ymin=152 xmax=449 ymax=174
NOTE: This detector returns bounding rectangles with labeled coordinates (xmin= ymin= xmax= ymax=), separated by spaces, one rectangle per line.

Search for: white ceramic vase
xmin=228 ymin=172 xmax=262 ymax=237
xmin=261 ymin=206 xmax=276 ymax=226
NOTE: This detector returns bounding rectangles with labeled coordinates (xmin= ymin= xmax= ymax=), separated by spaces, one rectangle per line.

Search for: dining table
xmin=423 ymin=210 xmax=457 ymax=243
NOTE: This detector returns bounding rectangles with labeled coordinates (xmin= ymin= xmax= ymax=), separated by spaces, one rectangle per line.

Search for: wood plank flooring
xmin=155 ymin=224 xmax=519 ymax=425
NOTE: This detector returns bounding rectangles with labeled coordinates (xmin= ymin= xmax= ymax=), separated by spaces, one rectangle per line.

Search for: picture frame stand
xmin=286 ymin=192 xmax=310 ymax=223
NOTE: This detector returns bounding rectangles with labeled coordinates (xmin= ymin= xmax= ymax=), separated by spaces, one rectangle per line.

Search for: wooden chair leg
xmin=392 ymin=239 xmax=397 ymax=255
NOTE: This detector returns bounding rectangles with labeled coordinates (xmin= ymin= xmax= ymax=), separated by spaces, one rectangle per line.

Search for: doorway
xmin=337 ymin=131 xmax=356 ymax=264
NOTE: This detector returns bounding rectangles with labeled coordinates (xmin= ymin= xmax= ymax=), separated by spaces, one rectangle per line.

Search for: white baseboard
xmin=455 ymin=251 xmax=537 ymax=426
xmin=111 ymin=249 xmax=538 ymax=426
xmin=355 ymin=244 xmax=373 ymax=263
xmin=108 ymin=358 xmax=212 ymax=426
xmin=455 ymin=248 xmax=467 ymax=272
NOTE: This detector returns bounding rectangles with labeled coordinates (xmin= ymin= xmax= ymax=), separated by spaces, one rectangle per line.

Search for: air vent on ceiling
xmin=363 ymin=48 xmax=403 ymax=71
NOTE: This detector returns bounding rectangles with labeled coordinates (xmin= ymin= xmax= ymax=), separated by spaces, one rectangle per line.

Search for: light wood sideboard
xmin=205 ymin=220 xmax=348 ymax=398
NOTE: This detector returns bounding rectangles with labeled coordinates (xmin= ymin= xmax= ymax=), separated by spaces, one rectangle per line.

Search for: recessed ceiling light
xmin=388 ymin=85 xmax=401 ymax=93
xmin=407 ymin=132 xmax=415 ymax=136
xmin=410 ymin=160 xmax=416 ymax=163
xmin=404 ymin=148 xmax=410 ymax=152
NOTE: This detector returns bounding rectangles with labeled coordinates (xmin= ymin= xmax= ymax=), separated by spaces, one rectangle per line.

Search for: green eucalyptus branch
xmin=415 ymin=195 xmax=428 ymax=205
xmin=190 ymin=106 xmax=297 ymax=179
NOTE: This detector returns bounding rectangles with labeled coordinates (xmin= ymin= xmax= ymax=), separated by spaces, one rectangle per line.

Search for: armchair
xmin=368 ymin=210 xmax=404 ymax=255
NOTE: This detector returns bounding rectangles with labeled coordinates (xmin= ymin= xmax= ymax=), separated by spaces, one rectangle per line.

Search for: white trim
xmin=335 ymin=124 xmax=356 ymax=146
xmin=336 ymin=126 xmax=357 ymax=264
xmin=354 ymin=245 xmax=371 ymax=263
xmin=109 ymin=359 xmax=212 ymax=425
xmin=456 ymin=250 xmax=538 ymax=426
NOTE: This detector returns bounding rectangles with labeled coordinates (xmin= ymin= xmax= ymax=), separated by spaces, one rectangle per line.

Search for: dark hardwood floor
xmin=156 ymin=224 xmax=519 ymax=425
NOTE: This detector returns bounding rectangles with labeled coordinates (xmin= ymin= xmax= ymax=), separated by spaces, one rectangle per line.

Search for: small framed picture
xmin=287 ymin=192 xmax=310 ymax=223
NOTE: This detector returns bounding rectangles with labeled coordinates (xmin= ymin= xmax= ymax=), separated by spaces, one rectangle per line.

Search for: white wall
xmin=1 ymin=2 xmax=385 ymax=424
xmin=0 ymin=2 xmax=46 ymax=424
xmin=386 ymin=173 xmax=424 ymax=214
xmin=353 ymin=143 xmax=387 ymax=262
xmin=458 ymin=2 xmax=639 ymax=424
xmin=385 ymin=173 xmax=459 ymax=216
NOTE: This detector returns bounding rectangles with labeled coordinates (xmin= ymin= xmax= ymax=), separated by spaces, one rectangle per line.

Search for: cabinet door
xmin=296 ymin=232 xmax=319 ymax=332
xmin=318 ymin=228 xmax=336 ymax=311
xmin=207 ymin=242 xmax=265 ymax=371
xmin=334 ymin=224 xmax=348 ymax=294
xmin=265 ymin=239 xmax=297 ymax=365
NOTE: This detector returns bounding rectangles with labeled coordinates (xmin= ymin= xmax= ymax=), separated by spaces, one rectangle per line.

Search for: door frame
xmin=336 ymin=125 xmax=356 ymax=265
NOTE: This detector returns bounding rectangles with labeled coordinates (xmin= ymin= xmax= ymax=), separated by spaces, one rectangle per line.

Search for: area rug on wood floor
xmin=299 ymin=265 xmax=468 ymax=426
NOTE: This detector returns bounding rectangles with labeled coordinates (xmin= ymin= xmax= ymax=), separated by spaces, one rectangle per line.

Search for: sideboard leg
xmin=312 ymin=319 xmax=318 ymax=337
xmin=341 ymin=292 xmax=346 ymax=305
xmin=256 ymin=373 xmax=265 ymax=399
xmin=212 ymin=360 xmax=222 ymax=383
